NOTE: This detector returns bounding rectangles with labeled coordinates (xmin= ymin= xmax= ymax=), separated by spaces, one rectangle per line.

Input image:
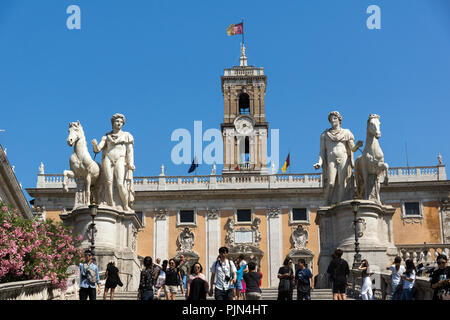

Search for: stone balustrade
xmin=36 ymin=165 xmax=446 ymax=191
xmin=348 ymin=269 xmax=434 ymax=300
xmin=223 ymin=67 xmax=264 ymax=76
xmin=397 ymin=244 xmax=450 ymax=267
xmin=0 ymin=271 xmax=106 ymax=300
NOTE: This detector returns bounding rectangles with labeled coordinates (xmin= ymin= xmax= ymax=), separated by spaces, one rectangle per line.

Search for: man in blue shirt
xmin=295 ymin=259 xmax=313 ymax=300
xmin=79 ymin=250 xmax=101 ymax=300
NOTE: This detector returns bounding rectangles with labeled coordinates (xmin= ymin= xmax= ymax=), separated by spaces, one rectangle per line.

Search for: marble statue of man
xmin=314 ymin=111 xmax=363 ymax=205
xmin=92 ymin=113 xmax=135 ymax=211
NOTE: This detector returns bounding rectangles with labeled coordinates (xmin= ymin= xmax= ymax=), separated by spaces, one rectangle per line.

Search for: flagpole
xmin=289 ymin=149 xmax=291 ymax=174
xmin=242 ymin=18 xmax=244 ymax=46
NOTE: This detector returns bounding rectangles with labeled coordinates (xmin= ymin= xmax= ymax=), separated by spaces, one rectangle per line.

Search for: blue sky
xmin=0 ymin=0 xmax=449 ymax=200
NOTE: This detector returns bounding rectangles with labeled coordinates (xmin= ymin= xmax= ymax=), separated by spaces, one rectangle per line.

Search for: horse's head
xmin=67 ymin=121 xmax=84 ymax=146
xmin=367 ymin=114 xmax=381 ymax=139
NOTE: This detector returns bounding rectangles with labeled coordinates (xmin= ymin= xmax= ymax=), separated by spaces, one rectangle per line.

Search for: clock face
xmin=234 ymin=116 xmax=254 ymax=135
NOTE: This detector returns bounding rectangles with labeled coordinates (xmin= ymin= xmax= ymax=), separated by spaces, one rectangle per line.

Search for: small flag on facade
xmin=281 ymin=153 xmax=290 ymax=173
xmin=188 ymin=156 xmax=199 ymax=173
xmin=227 ymin=22 xmax=243 ymax=36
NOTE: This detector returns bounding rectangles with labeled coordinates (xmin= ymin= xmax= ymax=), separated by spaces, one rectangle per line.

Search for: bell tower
xmin=221 ymin=44 xmax=268 ymax=175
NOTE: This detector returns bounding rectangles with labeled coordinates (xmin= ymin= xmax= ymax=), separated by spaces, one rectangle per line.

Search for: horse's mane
xmin=367 ymin=114 xmax=380 ymax=124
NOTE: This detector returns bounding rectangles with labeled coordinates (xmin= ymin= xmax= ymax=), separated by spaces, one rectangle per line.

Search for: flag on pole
xmin=227 ymin=22 xmax=243 ymax=36
xmin=281 ymin=153 xmax=290 ymax=173
xmin=188 ymin=156 xmax=199 ymax=173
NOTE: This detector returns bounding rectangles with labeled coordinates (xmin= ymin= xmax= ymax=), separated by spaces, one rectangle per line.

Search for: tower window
xmin=179 ymin=210 xmax=195 ymax=223
xmin=239 ymin=93 xmax=250 ymax=114
xmin=292 ymin=208 xmax=307 ymax=221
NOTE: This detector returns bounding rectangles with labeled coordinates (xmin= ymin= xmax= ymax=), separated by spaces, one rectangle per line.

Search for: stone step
xmin=99 ymin=288 xmax=337 ymax=300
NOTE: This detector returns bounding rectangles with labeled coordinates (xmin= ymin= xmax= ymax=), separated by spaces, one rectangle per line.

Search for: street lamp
xmin=88 ymin=204 xmax=98 ymax=256
xmin=351 ymin=201 xmax=362 ymax=269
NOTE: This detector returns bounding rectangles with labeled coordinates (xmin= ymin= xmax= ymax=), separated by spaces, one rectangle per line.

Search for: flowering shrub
xmin=0 ymin=202 xmax=83 ymax=290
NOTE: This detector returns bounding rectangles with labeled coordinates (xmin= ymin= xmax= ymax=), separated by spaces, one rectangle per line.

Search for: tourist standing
xmin=79 ymin=250 xmax=101 ymax=300
xmin=400 ymin=259 xmax=416 ymax=300
xmin=186 ymin=262 xmax=208 ymax=300
xmin=295 ymin=259 xmax=313 ymax=300
xmin=243 ymin=261 xmax=262 ymax=300
xmin=430 ymin=254 xmax=450 ymax=300
xmin=234 ymin=259 xmax=246 ymax=300
xmin=155 ymin=260 xmax=167 ymax=300
xmin=386 ymin=256 xmax=405 ymax=300
xmin=177 ymin=254 xmax=189 ymax=292
xmin=358 ymin=259 xmax=373 ymax=300
xmin=327 ymin=249 xmax=350 ymax=300
xmin=277 ymin=257 xmax=294 ymax=301
xmin=209 ymin=246 xmax=237 ymax=300
xmin=103 ymin=260 xmax=121 ymax=300
xmin=164 ymin=258 xmax=184 ymax=300
xmin=138 ymin=256 xmax=157 ymax=300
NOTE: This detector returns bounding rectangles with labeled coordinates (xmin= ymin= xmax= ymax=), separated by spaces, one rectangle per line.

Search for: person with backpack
xmin=327 ymin=249 xmax=350 ymax=300
xmin=186 ymin=262 xmax=208 ymax=300
xmin=138 ymin=256 xmax=158 ymax=300
xmin=243 ymin=261 xmax=262 ymax=300
xmin=209 ymin=246 xmax=237 ymax=300
xmin=79 ymin=249 xmax=101 ymax=300
xmin=295 ymin=259 xmax=313 ymax=300
xmin=103 ymin=260 xmax=122 ymax=300
xmin=386 ymin=256 xmax=405 ymax=300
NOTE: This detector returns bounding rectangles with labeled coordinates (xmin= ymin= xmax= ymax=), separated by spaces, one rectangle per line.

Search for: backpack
xmin=84 ymin=264 xmax=97 ymax=284
xmin=333 ymin=259 xmax=348 ymax=284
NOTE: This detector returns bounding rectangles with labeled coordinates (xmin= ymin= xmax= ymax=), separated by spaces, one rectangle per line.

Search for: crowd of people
xmin=77 ymin=247 xmax=450 ymax=301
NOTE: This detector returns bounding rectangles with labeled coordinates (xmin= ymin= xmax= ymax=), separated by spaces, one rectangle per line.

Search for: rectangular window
xmin=237 ymin=209 xmax=252 ymax=222
xmin=292 ymin=208 xmax=307 ymax=221
xmin=136 ymin=211 xmax=144 ymax=224
xmin=179 ymin=210 xmax=195 ymax=223
xmin=404 ymin=202 xmax=420 ymax=216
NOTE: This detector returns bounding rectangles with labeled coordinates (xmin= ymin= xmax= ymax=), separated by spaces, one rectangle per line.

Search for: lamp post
xmin=351 ymin=201 xmax=362 ymax=269
xmin=88 ymin=204 xmax=98 ymax=256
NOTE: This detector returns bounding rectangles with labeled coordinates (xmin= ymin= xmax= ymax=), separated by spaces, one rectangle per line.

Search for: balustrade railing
xmin=35 ymin=165 xmax=446 ymax=191
xmin=397 ymin=244 xmax=450 ymax=267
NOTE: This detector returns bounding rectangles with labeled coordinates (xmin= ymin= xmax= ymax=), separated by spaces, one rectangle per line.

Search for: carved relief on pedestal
xmin=177 ymin=227 xmax=195 ymax=252
xmin=32 ymin=205 xmax=46 ymax=221
xmin=154 ymin=208 xmax=168 ymax=220
xmin=131 ymin=226 xmax=138 ymax=251
xmin=440 ymin=199 xmax=450 ymax=243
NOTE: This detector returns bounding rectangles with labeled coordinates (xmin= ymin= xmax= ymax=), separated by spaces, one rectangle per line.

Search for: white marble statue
xmin=92 ymin=114 xmax=135 ymax=212
xmin=39 ymin=162 xmax=44 ymax=174
xmin=63 ymin=121 xmax=101 ymax=206
xmin=314 ymin=111 xmax=363 ymax=205
xmin=291 ymin=225 xmax=308 ymax=249
xmin=177 ymin=227 xmax=195 ymax=252
xmin=355 ymin=114 xmax=389 ymax=203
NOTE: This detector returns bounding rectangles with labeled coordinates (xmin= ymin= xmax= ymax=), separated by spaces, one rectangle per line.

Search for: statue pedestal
xmin=315 ymin=200 xmax=397 ymax=288
xmin=60 ymin=206 xmax=143 ymax=291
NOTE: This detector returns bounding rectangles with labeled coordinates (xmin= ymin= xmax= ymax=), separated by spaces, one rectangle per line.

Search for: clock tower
xmin=221 ymin=44 xmax=268 ymax=175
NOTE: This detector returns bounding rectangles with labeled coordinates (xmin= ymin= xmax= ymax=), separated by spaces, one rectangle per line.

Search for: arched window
xmin=239 ymin=93 xmax=250 ymax=114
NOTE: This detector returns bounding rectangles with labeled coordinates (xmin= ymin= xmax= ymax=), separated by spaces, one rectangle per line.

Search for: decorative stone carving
xmin=39 ymin=162 xmax=44 ymax=174
xmin=154 ymin=208 xmax=168 ymax=220
xmin=131 ymin=226 xmax=138 ymax=251
xmin=32 ymin=205 xmax=45 ymax=220
xmin=160 ymin=164 xmax=165 ymax=176
xmin=291 ymin=225 xmax=308 ymax=249
xmin=206 ymin=208 xmax=219 ymax=219
xmin=225 ymin=218 xmax=235 ymax=247
xmin=225 ymin=217 xmax=262 ymax=247
xmin=211 ymin=164 xmax=216 ymax=175
xmin=92 ymin=113 xmax=135 ymax=212
xmin=438 ymin=153 xmax=443 ymax=165
xmin=267 ymin=208 xmax=280 ymax=218
xmin=313 ymin=111 xmax=363 ymax=205
xmin=63 ymin=121 xmax=101 ymax=207
xmin=177 ymin=227 xmax=195 ymax=252
xmin=355 ymin=114 xmax=389 ymax=204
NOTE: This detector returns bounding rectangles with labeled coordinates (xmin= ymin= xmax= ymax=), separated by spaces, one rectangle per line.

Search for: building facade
xmin=26 ymin=47 xmax=450 ymax=288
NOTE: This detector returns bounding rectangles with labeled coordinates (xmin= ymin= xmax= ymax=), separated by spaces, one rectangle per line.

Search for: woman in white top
xmin=400 ymin=259 xmax=416 ymax=300
xmin=358 ymin=259 xmax=373 ymax=300
xmin=155 ymin=260 xmax=167 ymax=300
xmin=386 ymin=256 xmax=405 ymax=300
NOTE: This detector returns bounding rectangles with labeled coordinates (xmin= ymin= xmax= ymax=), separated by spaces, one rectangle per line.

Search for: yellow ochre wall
xmin=392 ymin=201 xmax=442 ymax=245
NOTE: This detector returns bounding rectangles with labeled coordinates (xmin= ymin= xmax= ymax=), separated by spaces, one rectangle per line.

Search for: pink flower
xmin=2 ymin=206 xmax=7 ymax=212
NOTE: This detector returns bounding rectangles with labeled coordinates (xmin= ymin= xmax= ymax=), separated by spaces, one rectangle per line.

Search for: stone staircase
xmin=98 ymin=288 xmax=335 ymax=300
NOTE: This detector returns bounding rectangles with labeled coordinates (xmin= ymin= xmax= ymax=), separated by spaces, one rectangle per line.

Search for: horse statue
xmin=355 ymin=114 xmax=389 ymax=203
xmin=63 ymin=121 xmax=101 ymax=206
